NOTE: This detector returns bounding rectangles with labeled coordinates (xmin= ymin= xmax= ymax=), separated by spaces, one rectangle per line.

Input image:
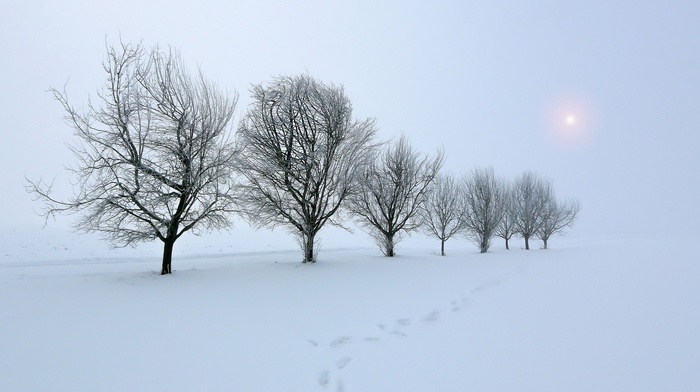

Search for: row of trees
xmin=28 ymin=42 xmax=579 ymax=274
xmin=422 ymin=169 xmax=580 ymax=256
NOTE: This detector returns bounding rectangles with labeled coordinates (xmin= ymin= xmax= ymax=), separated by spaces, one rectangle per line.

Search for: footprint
xmin=318 ymin=370 xmax=330 ymax=388
xmin=336 ymin=357 xmax=352 ymax=370
xmin=330 ymin=336 xmax=352 ymax=348
xmin=364 ymin=336 xmax=381 ymax=342
xmin=308 ymin=339 xmax=319 ymax=347
xmin=488 ymin=278 xmax=503 ymax=287
xmin=389 ymin=318 xmax=412 ymax=336
xmin=397 ymin=318 xmax=412 ymax=326
xmin=423 ymin=311 xmax=439 ymax=323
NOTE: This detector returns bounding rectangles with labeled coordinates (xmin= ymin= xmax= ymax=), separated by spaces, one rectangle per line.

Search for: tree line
xmin=27 ymin=42 xmax=579 ymax=274
xmin=422 ymin=168 xmax=579 ymax=256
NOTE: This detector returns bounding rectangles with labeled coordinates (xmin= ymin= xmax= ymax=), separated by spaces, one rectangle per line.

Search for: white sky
xmin=2 ymin=0 xmax=699 ymax=238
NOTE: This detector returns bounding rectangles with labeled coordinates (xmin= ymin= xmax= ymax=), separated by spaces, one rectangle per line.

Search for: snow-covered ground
xmin=1 ymin=227 xmax=698 ymax=391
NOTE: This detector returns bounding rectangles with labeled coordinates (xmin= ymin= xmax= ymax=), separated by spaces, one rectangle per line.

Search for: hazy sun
xmin=541 ymin=96 xmax=597 ymax=150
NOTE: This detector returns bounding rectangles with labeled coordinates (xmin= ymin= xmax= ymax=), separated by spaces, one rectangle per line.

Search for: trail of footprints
xmin=311 ymin=264 xmax=527 ymax=390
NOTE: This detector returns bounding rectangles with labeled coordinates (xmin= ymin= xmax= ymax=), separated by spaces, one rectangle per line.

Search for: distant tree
xmin=26 ymin=42 xmax=240 ymax=274
xmin=512 ymin=171 xmax=553 ymax=250
xmin=235 ymin=74 xmax=376 ymax=263
xmin=349 ymin=136 xmax=443 ymax=256
xmin=537 ymin=198 xmax=580 ymax=249
xmin=463 ymin=167 xmax=505 ymax=253
xmin=494 ymin=181 xmax=517 ymax=250
xmin=420 ymin=174 xmax=468 ymax=256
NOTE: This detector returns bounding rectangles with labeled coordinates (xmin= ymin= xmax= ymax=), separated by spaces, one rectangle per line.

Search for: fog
xmin=2 ymin=0 xmax=699 ymax=238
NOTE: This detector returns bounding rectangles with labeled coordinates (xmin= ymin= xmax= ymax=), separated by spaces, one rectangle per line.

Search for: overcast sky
xmin=2 ymin=0 xmax=699 ymax=239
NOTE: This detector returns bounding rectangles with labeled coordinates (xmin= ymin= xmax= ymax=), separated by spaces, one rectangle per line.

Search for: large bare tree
xmin=349 ymin=136 xmax=443 ymax=257
xmin=512 ymin=171 xmax=553 ymax=250
xmin=494 ymin=180 xmax=517 ymax=250
xmin=463 ymin=167 xmax=505 ymax=253
xmin=420 ymin=174 xmax=468 ymax=256
xmin=235 ymin=74 xmax=376 ymax=263
xmin=27 ymin=42 xmax=239 ymax=274
xmin=537 ymin=198 xmax=580 ymax=249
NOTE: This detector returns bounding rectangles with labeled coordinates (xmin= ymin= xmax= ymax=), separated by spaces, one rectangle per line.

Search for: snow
xmin=1 ymin=227 xmax=699 ymax=391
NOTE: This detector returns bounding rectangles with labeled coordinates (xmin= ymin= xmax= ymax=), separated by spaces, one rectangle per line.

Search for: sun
xmin=541 ymin=96 xmax=597 ymax=150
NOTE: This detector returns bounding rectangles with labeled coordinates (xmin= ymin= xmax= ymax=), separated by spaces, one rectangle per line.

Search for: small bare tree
xmin=26 ymin=42 xmax=239 ymax=274
xmin=494 ymin=181 xmax=517 ymax=250
xmin=463 ymin=167 xmax=505 ymax=253
xmin=235 ymin=74 xmax=376 ymax=263
xmin=349 ymin=136 xmax=443 ymax=257
xmin=420 ymin=174 xmax=468 ymax=256
xmin=512 ymin=171 xmax=553 ymax=250
xmin=537 ymin=198 xmax=580 ymax=249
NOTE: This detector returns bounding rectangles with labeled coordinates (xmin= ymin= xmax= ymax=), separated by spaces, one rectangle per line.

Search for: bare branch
xmin=419 ymin=174 xmax=468 ymax=256
xmin=537 ymin=198 xmax=580 ymax=249
xmin=26 ymin=40 xmax=240 ymax=274
xmin=463 ymin=167 xmax=505 ymax=253
xmin=349 ymin=135 xmax=444 ymax=256
xmin=494 ymin=180 xmax=517 ymax=250
xmin=512 ymin=171 xmax=553 ymax=250
xmin=235 ymin=74 xmax=377 ymax=263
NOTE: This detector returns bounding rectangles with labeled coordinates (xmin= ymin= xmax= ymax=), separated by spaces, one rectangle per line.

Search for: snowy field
xmin=1 ymin=227 xmax=698 ymax=392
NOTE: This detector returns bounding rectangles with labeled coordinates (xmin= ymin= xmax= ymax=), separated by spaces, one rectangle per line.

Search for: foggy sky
xmin=2 ymin=0 xmax=699 ymax=238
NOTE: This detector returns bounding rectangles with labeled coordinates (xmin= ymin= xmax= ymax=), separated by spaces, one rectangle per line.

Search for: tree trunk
xmin=441 ymin=238 xmax=445 ymax=256
xmin=542 ymin=238 xmax=548 ymax=250
xmin=480 ymin=236 xmax=489 ymax=253
xmin=505 ymin=237 xmax=510 ymax=250
xmin=162 ymin=195 xmax=185 ymax=274
xmin=161 ymin=237 xmax=175 ymax=275
xmin=524 ymin=235 xmax=530 ymax=250
xmin=303 ymin=232 xmax=315 ymax=263
xmin=385 ymin=234 xmax=395 ymax=257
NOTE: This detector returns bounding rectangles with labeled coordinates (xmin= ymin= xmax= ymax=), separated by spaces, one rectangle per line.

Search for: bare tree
xmin=463 ymin=167 xmax=505 ymax=253
xmin=349 ymin=136 xmax=443 ymax=257
xmin=537 ymin=198 xmax=580 ymax=249
xmin=494 ymin=181 xmax=517 ymax=250
xmin=420 ymin=174 xmax=468 ymax=256
xmin=26 ymin=42 xmax=239 ymax=275
xmin=235 ymin=74 xmax=376 ymax=263
xmin=512 ymin=171 xmax=553 ymax=250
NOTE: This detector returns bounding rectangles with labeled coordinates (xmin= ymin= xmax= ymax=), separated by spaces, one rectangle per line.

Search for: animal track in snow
xmin=389 ymin=318 xmax=412 ymax=337
xmin=397 ymin=318 xmax=412 ymax=326
xmin=336 ymin=357 xmax=352 ymax=369
xmin=329 ymin=336 xmax=352 ymax=348
xmin=311 ymin=267 xmax=530 ymax=390
xmin=422 ymin=310 xmax=439 ymax=323
xmin=317 ymin=358 xmax=352 ymax=389
xmin=471 ymin=278 xmax=504 ymax=294
xmin=318 ymin=370 xmax=330 ymax=387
